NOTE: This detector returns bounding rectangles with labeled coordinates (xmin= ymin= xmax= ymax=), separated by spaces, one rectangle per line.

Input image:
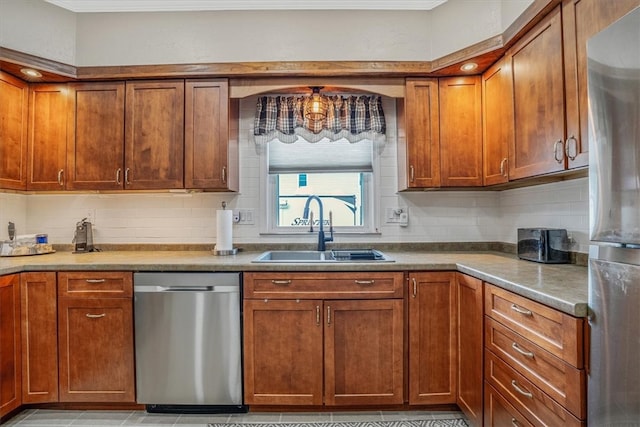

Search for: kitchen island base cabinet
xmin=0 ymin=275 xmax=21 ymax=417
xmin=408 ymin=272 xmax=457 ymax=405
xmin=243 ymin=272 xmax=404 ymax=407
xmin=57 ymin=272 xmax=135 ymax=403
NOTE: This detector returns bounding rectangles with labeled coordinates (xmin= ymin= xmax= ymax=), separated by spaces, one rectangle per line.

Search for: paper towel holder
xmin=212 ymin=201 xmax=239 ymax=256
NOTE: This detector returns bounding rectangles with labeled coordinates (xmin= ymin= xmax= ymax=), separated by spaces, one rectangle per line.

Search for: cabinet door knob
xmin=510 ymin=303 xmax=533 ymax=317
xmin=500 ymin=158 xmax=508 ymax=177
xmin=565 ymin=135 xmax=578 ymax=161
xmin=553 ymin=140 xmax=565 ymax=163
xmin=85 ymin=313 xmax=106 ymax=319
xmin=511 ymin=380 xmax=533 ymax=399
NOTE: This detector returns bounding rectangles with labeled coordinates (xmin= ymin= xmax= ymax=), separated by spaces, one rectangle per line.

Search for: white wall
xmin=0 ymin=0 xmax=76 ymax=64
xmin=0 ymin=96 xmax=589 ymax=253
xmin=0 ymin=0 xmax=533 ymax=66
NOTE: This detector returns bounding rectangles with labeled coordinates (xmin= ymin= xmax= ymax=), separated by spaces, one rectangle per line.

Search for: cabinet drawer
xmin=244 ymin=272 xmax=404 ymax=299
xmin=485 ymin=317 xmax=585 ymax=419
xmin=485 ymin=351 xmax=584 ymax=427
xmin=58 ymin=272 xmax=133 ymax=298
xmin=484 ymin=284 xmax=583 ymax=367
xmin=484 ymin=382 xmax=534 ymax=427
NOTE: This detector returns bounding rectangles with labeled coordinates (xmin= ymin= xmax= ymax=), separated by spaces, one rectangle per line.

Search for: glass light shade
xmin=305 ymin=90 xmax=328 ymax=121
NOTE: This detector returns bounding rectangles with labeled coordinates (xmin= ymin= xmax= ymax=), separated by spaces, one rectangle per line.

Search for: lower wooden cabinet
xmin=243 ymin=272 xmax=404 ymax=406
xmin=0 ymin=275 xmax=21 ymax=417
xmin=484 ymin=382 xmax=533 ymax=427
xmin=20 ymin=272 xmax=58 ymax=404
xmin=57 ymin=272 xmax=135 ymax=402
xmin=455 ymin=273 xmax=483 ymax=426
xmin=408 ymin=272 xmax=457 ymax=404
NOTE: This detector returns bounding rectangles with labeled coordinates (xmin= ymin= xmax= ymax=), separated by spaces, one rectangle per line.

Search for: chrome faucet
xmin=302 ymin=195 xmax=333 ymax=251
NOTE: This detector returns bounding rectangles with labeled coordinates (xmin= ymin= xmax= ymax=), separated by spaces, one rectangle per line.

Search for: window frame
xmin=259 ymin=141 xmax=381 ymax=236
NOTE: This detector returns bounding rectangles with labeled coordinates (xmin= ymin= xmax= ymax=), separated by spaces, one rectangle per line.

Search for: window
xmin=261 ymin=137 xmax=379 ymax=235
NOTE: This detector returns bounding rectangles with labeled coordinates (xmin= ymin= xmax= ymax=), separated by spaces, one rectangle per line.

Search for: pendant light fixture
xmin=304 ymin=86 xmax=328 ymax=121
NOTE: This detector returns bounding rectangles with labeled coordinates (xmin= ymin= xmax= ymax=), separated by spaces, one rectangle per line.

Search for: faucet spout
xmin=302 ymin=195 xmax=333 ymax=251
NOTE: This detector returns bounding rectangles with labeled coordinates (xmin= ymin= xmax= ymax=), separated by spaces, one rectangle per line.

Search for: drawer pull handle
xmin=86 ymin=313 xmax=106 ymax=319
xmin=316 ymin=305 xmax=321 ymax=326
xmin=85 ymin=279 xmax=106 ymax=284
xmin=510 ymin=304 xmax=533 ymax=317
xmin=511 ymin=380 xmax=533 ymax=399
xmin=271 ymin=280 xmax=292 ymax=285
xmin=512 ymin=342 xmax=535 ymax=358
xmin=327 ymin=306 xmax=331 ymax=325
xmin=511 ymin=418 xmax=521 ymax=427
xmin=354 ymin=280 xmax=375 ymax=285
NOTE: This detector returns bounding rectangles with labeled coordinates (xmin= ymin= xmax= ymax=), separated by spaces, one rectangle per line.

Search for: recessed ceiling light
xmin=460 ymin=62 xmax=478 ymax=72
xmin=20 ymin=68 xmax=43 ymax=78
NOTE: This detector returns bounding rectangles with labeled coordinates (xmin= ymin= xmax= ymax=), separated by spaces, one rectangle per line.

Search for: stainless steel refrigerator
xmin=587 ymin=6 xmax=640 ymax=426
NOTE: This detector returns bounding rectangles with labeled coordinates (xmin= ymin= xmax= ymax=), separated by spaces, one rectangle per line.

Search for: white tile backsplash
xmin=0 ymin=95 xmax=590 ymax=252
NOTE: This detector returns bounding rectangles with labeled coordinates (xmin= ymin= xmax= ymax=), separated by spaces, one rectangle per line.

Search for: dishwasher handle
xmin=134 ymin=285 xmax=238 ymax=293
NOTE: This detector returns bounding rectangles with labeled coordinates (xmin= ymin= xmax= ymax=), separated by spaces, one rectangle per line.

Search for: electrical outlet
xmin=236 ymin=209 xmax=255 ymax=225
xmin=385 ymin=207 xmax=408 ymax=225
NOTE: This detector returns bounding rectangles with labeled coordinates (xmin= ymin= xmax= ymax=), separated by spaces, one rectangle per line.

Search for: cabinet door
xmin=243 ymin=299 xmax=323 ymax=405
xmin=408 ymin=272 xmax=457 ymax=404
xmin=325 ymin=299 xmax=404 ymax=406
xmin=185 ymin=79 xmax=238 ymax=191
xmin=562 ymin=0 xmax=640 ymax=170
xmin=0 ymin=275 xmax=21 ymax=417
xmin=125 ymin=80 xmax=184 ymax=189
xmin=0 ymin=71 xmax=28 ymax=190
xmin=20 ymin=272 xmax=58 ymax=403
xmin=509 ymin=6 xmax=566 ymax=180
xmin=439 ymin=76 xmax=483 ymax=187
xmin=28 ymin=84 xmax=69 ymax=190
xmin=482 ymin=57 xmax=513 ymax=186
xmin=399 ymin=78 xmax=440 ymax=189
xmin=58 ymin=297 xmax=134 ymax=402
xmin=456 ymin=274 xmax=483 ymax=426
xmin=67 ymin=82 xmax=125 ymax=190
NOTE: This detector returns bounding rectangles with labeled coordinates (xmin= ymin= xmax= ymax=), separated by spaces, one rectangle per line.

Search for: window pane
xmin=277 ymin=172 xmax=365 ymax=228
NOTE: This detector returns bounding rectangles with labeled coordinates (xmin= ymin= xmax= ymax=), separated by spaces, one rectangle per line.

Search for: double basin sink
xmin=252 ymin=249 xmax=394 ymax=263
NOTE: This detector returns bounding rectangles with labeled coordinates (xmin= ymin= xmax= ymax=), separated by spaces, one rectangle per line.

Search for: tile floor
xmin=2 ymin=409 xmax=468 ymax=427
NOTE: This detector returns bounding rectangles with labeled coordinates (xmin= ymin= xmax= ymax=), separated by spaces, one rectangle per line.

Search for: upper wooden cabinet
xmin=185 ymin=79 xmax=238 ymax=191
xmin=0 ymin=72 xmax=28 ymax=190
xmin=561 ymin=0 xmax=640 ymax=170
xmin=27 ymin=84 xmax=69 ymax=190
xmin=482 ymin=57 xmax=513 ymax=186
xmin=398 ymin=78 xmax=440 ymax=189
xmin=439 ymin=76 xmax=483 ymax=187
xmin=66 ymin=82 xmax=125 ymax=190
xmin=399 ymin=77 xmax=482 ymax=189
xmin=508 ymin=6 xmax=567 ymax=180
xmin=125 ymin=80 xmax=184 ymax=190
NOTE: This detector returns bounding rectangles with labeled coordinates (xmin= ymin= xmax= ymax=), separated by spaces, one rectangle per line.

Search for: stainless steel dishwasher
xmin=134 ymin=272 xmax=246 ymax=413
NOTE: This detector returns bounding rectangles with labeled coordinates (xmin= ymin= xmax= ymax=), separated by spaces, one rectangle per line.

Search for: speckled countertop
xmin=0 ymin=249 xmax=588 ymax=317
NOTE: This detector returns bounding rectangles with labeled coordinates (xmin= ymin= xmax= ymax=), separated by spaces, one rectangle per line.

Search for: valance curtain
xmin=254 ymin=95 xmax=386 ymax=144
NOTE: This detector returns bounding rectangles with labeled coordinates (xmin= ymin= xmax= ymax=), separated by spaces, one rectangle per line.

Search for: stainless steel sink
xmin=252 ymin=249 xmax=394 ymax=263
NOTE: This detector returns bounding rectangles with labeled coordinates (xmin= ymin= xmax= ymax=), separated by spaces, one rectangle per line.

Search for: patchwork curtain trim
xmin=254 ymin=95 xmax=386 ymax=144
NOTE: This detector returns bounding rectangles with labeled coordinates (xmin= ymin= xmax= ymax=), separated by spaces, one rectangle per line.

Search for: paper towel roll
xmin=216 ymin=209 xmax=233 ymax=251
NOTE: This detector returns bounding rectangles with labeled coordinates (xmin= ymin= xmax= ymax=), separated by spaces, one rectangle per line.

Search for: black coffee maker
xmin=73 ymin=218 xmax=94 ymax=253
